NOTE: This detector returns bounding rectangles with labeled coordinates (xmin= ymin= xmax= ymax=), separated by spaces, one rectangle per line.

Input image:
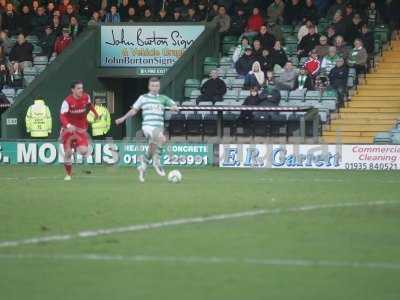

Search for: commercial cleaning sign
xmin=100 ymin=25 xmax=205 ymax=68
xmin=219 ymin=144 xmax=400 ymax=170
xmin=0 ymin=141 xmax=212 ymax=167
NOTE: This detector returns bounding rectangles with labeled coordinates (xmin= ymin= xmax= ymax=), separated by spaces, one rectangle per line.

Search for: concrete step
xmin=332 ymin=112 xmax=400 ymax=119
xmin=348 ymin=101 xmax=400 ymax=108
xmin=351 ymin=96 xmax=400 ymax=101
xmin=328 ymin=124 xmax=392 ymax=132
xmin=367 ymin=73 xmax=400 ymax=78
xmin=340 ymin=107 xmax=400 ymax=112
xmin=323 ymin=131 xmax=378 ymax=137
xmin=365 ymin=79 xmax=400 ymax=85
xmin=356 ymin=90 xmax=400 ymax=97
xmin=320 ymin=136 xmax=373 ymax=144
xmin=331 ymin=119 xmax=396 ymax=125
xmin=358 ymin=85 xmax=400 ymax=90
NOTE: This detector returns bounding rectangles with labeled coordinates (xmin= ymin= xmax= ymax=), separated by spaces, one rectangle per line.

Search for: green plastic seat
xmin=184 ymin=79 xmax=200 ymax=99
xmin=203 ymin=57 xmax=219 ymax=76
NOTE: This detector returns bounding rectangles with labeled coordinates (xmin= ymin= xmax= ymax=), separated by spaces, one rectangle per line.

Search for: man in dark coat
xmin=255 ymin=25 xmax=276 ymax=51
xmin=197 ymin=70 xmax=227 ymax=104
xmin=297 ymin=25 xmax=320 ymax=58
xmin=329 ymin=57 xmax=348 ymax=104
xmin=235 ymin=46 xmax=256 ymax=76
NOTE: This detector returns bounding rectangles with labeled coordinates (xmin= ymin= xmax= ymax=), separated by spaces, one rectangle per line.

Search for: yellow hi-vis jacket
xmin=87 ymin=104 xmax=111 ymax=136
xmin=25 ymin=99 xmax=52 ymax=137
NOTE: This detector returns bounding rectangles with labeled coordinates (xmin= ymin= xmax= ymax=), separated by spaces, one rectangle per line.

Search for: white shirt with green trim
xmin=132 ymin=93 xmax=176 ymax=128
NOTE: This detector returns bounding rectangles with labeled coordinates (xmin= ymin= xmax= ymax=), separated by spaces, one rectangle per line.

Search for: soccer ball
xmin=168 ymin=170 xmax=182 ymax=183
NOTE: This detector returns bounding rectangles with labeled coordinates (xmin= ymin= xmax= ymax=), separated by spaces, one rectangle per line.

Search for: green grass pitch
xmin=0 ymin=165 xmax=400 ymax=300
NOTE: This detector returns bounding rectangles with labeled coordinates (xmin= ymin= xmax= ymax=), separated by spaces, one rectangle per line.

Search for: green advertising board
xmin=0 ymin=141 xmax=213 ymax=167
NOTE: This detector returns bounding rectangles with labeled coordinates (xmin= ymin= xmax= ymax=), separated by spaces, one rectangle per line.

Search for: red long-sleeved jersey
xmin=60 ymin=92 xmax=98 ymax=130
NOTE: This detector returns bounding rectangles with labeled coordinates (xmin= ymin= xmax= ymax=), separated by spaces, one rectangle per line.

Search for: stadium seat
xmin=186 ymin=113 xmax=202 ymax=134
xmin=168 ymin=114 xmax=186 ymax=136
xmin=280 ymin=90 xmax=289 ymax=102
xmin=26 ymin=35 xmax=39 ymax=43
xmin=238 ymin=89 xmax=250 ymax=101
xmin=222 ymin=78 xmax=232 ymax=90
xmin=269 ymin=114 xmax=287 ymax=136
xmin=184 ymin=79 xmax=200 ymax=98
xmin=289 ymin=89 xmax=306 ymax=102
xmin=224 ymin=67 xmax=238 ymax=78
xmin=306 ymin=90 xmax=321 ymax=101
xmin=23 ymin=66 xmax=38 ymax=77
xmin=203 ymin=114 xmax=218 ymax=136
xmin=253 ymin=112 xmax=270 ymax=136
xmin=198 ymin=101 xmax=213 ymax=106
xmin=32 ymin=45 xmax=42 ymax=55
xmin=23 ymin=76 xmax=36 ymax=86
xmin=223 ymin=89 xmax=239 ymax=102
xmin=222 ymin=35 xmax=238 ymax=55
xmin=2 ymin=88 xmax=15 ymax=103
xmin=231 ymin=78 xmax=244 ymax=90
xmin=219 ymin=56 xmax=232 ymax=69
xmin=189 ymin=89 xmax=201 ymax=102
xmin=35 ymin=65 xmax=47 ymax=73
xmin=287 ymin=114 xmax=301 ymax=136
xmin=203 ymin=57 xmax=219 ymax=76
xmin=33 ymin=56 xmax=49 ymax=65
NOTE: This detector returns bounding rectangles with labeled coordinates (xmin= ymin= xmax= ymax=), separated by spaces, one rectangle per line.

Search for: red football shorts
xmin=60 ymin=128 xmax=90 ymax=151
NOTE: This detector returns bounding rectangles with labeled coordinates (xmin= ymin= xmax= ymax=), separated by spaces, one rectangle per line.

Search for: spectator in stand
xmin=196 ymin=69 xmax=226 ymax=104
xmin=345 ymin=13 xmax=363 ymax=44
xmin=232 ymin=37 xmax=249 ymax=63
xmin=214 ymin=6 xmax=230 ymax=33
xmin=79 ymin=0 xmax=98 ymax=20
xmin=207 ymin=4 xmax=219 ymax=21
xmin=179 ymin=0 xmax=191 ymax=19
xmin=259 ymin=49 xmax=273 ymax=72
xmin=0 ymin=45 xmax=9 ymax=89
xmin=256 ymin=24 xmax=276 ymax=51
xmin=366 ymin=1 xmax=379 ymax=27
xmin=333 ymin=35 xmax=349 ymax=59
xmin=331 ymin=10 xmax=347 ymax=38
xmin=51 ymin=15 xmax=62 ymax=36
xmin=252 ymin=39 xmax=263 ymax=60
xmin=119 ymin=0 xmax=130 ymax=21
xmin=186 ymin=7 xmax=200 ymax=22
xmin=244 ymin=61 xmax=265 ymax=90
xmin=259 ymin=82 xmax=281 ymax=106
xmin=69 ymin=16 xmax=81 ymax=39
xmin=47 ymin=2 xmax=56 ymax=18
xmin=61 ymin=4 xmax=76 ymax=26
xmin=196 ymin=1 xmax=207 ymax=21
xmin=270 ymin=40 xmax=287 ymax=70
xmin=39 ymin=25 xmax=57 ymax=58
xmin=297 ymin=25 xmax=320 ymax=58
xmin=326 ymin=26 xmax=337 ymax=45
xmin=301 ymin=0 xmax=319 ymax=23
xmin=2 ymin=3 xmax=18 ymax=36
xmin=142 ymin=9 xmax=153 ymax=21
xmin=321 ymin=46 xmax=340 ymax=74
xmin=58 ymin=0 xmax=71 ymax=15
xmin=315 ymin=35 xmax=330 ymax=57
xmin=303 ymin=49 xmax=321 ymax=77
xmin=235 ymin=46 xmax=256 ymax=76
xmin=136 ymin=0 xmax=148 ymax=18
xmin=32 ymin=6 xmax=49 ymax=36
xmin=329 ymin=57 xmax=348 ymax=104
xmin=105 ymin=5 xmax=120 ymax=23
xmin=348 ymin=38 xmax=368 ymax=77
xmin=268 ymin=21 xmax=284 ymax=43
xmin=294 ymin=66 xmax=312 ymax=90
xmin=235 ymin=0 xmax=252 ymax=19
xmin=18 ymin=5 xmax=33 ymax=36
xmin=240 ymin=86 xmax=261 ymax=124
xmin=88 ymin=11 xmax=101 ymax=25
xmin=343 ymin=4 xmax=355 ymax=28
xmin=297 ymin=19 xmax=317 ymax=41
xmin=53 ymin=27 xmax=72 ymax=56
xmin=267 ymin=0 xmax=285 ymax=24
xmin=283 ymin=0 xmax=303 ymax=25
xmin=171 ymin=9 xmax=183 ymax=21
xmin=265 ymin=70 xmax=275 ymax=87
xmin=275 ymin=61 xmax=297 ymax=90
xmin=0 ymin=30 xmax=13 ymax=55
xmin=32 ymin=0 xmax=39 ymax=13
xmin=9 ymin=33 xmax=33 ymax=74
xmin=230 ymin=8 xmax=247 ymax=35
xmin=360 ymin=23 xmax=374 ymax=56
xmin=327 ymin=0 xmax=345 ymax=20
xmin=244 ymin=7 xmax=264 ymax=37
xmin=126 ymin=7 xmax=139 ymax=22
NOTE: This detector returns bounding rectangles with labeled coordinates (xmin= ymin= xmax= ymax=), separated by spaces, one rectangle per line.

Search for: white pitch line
xmin=0 ymin=200 xmax=399 ymax=249
xmin=0 ymin=253 xmax=399 ymax=271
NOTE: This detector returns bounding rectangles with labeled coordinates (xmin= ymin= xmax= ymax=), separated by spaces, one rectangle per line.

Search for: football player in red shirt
xmin=59 ymin=81 xmax=98 ymax=180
